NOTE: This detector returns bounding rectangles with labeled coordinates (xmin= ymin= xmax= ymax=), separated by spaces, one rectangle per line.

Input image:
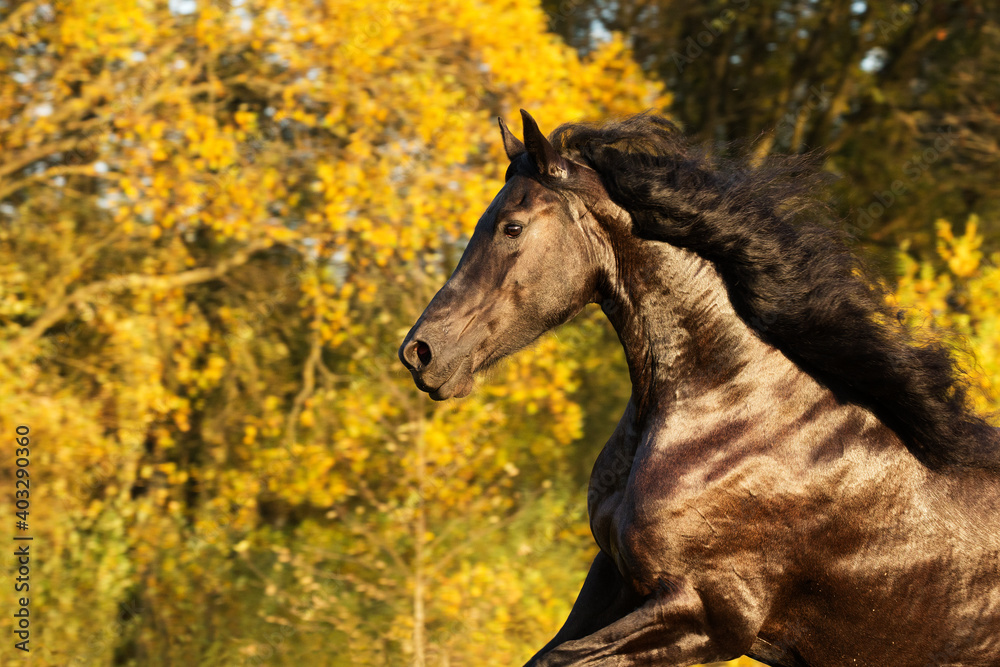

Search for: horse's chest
xmin=591 ymin=484 xmax=752 ymax=596
xmin=586 ymin=440 xmax=637 ymax=568
xmin=587 ymin=419 xmax=771 ymax=593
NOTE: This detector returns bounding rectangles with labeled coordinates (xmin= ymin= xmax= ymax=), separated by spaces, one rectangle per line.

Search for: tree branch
xmin=1 ymin=240 xmax=271 ymax=361
xmin=284 ymin=328 xmax=322 ymax=447
xmin=0 ymin=164 xmax=118 ymax=201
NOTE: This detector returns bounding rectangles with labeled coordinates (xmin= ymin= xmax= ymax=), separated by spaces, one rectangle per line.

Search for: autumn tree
xmin=0 ymin=0 xmax=666 ymax=664
xmin=2 ymin=1 xmax=995 ymax=666
xmin=543 ymin=0 xmax=1000 ymax=251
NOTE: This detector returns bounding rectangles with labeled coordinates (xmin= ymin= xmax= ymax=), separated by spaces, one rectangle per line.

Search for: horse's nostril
xmin=415 ymin=341 xmax=432 ymax=366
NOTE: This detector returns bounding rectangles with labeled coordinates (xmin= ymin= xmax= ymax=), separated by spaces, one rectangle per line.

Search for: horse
xmin=398 ymin=110 xmax=1000 ymax=666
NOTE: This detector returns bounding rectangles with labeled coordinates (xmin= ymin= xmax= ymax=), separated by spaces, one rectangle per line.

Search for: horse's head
xmin=399 ymin=110 xmax=616 ymax=400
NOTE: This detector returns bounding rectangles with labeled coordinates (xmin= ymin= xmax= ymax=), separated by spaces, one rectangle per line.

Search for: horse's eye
xmin=504 ymin=223 xmax=523 ymax=238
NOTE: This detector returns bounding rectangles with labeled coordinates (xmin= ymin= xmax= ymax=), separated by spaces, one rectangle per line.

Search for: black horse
xmin=399 ymin=110 xmax=1000 ymax=666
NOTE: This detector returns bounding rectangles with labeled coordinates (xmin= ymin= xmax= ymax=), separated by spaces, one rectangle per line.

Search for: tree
xmin=542 ymin=0 xmax=1000 ymax=252
xmin=0 ymin=0 xmax=666 ymax=664
xmin=3 ymin=1 xmax=994 ymax=665
xmin=894 ymin=216 xmax=1000 ymax=416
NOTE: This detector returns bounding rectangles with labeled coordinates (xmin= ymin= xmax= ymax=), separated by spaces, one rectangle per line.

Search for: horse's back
xmin=625 ymin=396 xmax=1000 ymax=665
xmin=771 ymin=428 xmax=1000 ymax=665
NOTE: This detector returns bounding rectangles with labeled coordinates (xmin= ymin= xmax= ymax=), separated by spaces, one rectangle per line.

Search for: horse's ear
xmin=498 ymin=116 xmax=526 ymax=161
xmin=520 ymin=109 xmax=568 ymax=179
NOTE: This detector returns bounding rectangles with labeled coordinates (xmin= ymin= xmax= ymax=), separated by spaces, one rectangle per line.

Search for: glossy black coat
xmin=399 ymin=111 xmax=1000 ymax=666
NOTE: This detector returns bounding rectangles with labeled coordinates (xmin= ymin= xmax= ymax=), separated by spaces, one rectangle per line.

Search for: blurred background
xmin=0 ymin=0 xmax=998 ymax=665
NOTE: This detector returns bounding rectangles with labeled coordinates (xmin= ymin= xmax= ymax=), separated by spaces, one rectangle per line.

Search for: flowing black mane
xmin=549 ymin=113 xmax=998 ymax=471
xmin=403 ymin=109 xmax=1000 ymax=664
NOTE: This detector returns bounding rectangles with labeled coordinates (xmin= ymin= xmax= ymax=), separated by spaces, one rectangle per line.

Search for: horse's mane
xmin=550 ymin=112 xmax=999 ymax=471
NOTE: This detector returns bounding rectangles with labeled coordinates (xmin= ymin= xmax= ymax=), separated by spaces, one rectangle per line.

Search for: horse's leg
xmin=532 ymin=577 xmax=755 ymax=667
xmin=524 ymin=550 xmax=646 ymax=666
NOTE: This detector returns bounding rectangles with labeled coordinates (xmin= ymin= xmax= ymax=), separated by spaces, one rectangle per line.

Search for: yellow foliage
xmin=10 ymin=1 xmax=991 ymax=664
xmin=896 ymin=217 xmax=1000 ymax=415
xmin=0 ymin=0 xmax=665 ymax=664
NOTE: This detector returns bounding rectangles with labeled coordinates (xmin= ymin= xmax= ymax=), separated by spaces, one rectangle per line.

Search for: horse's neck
xmin=601 ymin=237 xmax=801 ymax=421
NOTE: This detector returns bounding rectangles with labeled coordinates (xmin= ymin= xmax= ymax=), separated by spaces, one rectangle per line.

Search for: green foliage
xmin=543 ymin=0 xmax=1000 ymax=251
